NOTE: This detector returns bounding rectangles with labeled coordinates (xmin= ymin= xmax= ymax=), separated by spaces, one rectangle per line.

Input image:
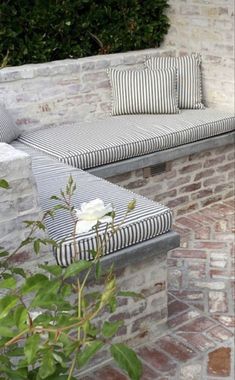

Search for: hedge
xmin=0 ymin=0 xmax=170 ymax=66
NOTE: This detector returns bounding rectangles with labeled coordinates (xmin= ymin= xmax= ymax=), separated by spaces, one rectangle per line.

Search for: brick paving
xmin=81 ymin=197 xmax=235 ymax=379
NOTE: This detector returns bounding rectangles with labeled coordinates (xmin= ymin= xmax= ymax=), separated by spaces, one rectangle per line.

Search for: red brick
xmin=203 ymin=175 xmax=226 ymax=187
xmin=157 ymin=335 xmax=196 ymax=361
xmin=204 ymin=155 xmax=226 ymax=168
xmin=207 ymin=325 xmax=234 ymax=342
xmin=168 ymin=309 xmax=201 ymax=328
xmin=195 ymin=226 xmax=211 ymax=239
xmin=194 ymin=168 xmax=215 ymax=181
xmin=167 ymin=196 xmax=189 ymax=208
xmin=217 ymin=162 xmax=234 ymax=172
xmin=194 ymin=241 xmax=226 ymax=249
xmin=214 ymin=315 xmax=235 ymax=328
xmin=171 ymin=249 xmax=206 ymax=259
xmin=154 ymin=189 xmax=177 ymax=203
xmin=177 ymin=217 xmax=203 ymax=229
xmin=141 ymin=364 xmax=159 ymax=380
xmin=125 ymin=178 xmax=148 ymax=190
xmin=201 ymin=195 xmax=222 ymax=207
xmin=167 ymin=175 xmax=191 ymax=190
xmin=215 ymin=182 xmax=234 ymax=193
xmin=207 ymin=347 xmax=231 ymax=377
xmin=177 ymin=332 xmax=215 ymax=351
xmin=179 ymin=163 xmax=202 ymax=174
xmin=92 ymin=366 xmax=128 ymax=380
xmin=191 ymin=189 xmax=213 ymax=200
xmin=138 ymin=346 xmax=177 ymax=373
xmin=180 ymin=182 xmax=201 ymax=193
xmin=179 ymin=316 xmax=215 ymax=332
xmin=176 ymin=202 xmax=198 ymax=216
xmin=168 ymin=300 xmax=189 ymax=318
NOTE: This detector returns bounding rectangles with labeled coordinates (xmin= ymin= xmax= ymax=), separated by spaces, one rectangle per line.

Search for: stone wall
xmin=0 ymin=30 xmax=233 ymax=134
xmin=163 ymin=0 xmax=234 ymax=111
xmin=0 ymin=48 xmax=174 ymax=133
xmin=0 ymin=144 xmax=39 ymax=249
xmin=108 ymin=144 xmax=234 ymax=218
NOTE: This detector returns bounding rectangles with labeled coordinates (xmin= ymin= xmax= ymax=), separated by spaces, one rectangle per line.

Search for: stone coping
xmin=88 ymin=131 xmax=235 ymax=178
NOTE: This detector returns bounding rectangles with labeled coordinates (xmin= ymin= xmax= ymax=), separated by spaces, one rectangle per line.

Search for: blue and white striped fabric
xmin=12 ymin=141 xmax=172 ymax=267
xmin=108 ymin=67 xmax=179 ymax=115
xmin=145 ymin=54 xmax=204 ymax=109
xmin=18 ymin=109 xmax=235 ymax=170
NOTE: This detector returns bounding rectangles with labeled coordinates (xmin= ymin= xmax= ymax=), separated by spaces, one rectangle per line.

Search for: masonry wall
xmin=163 ymin=0 xmax=234 ymax=111
xmin=0 ymin=144 xmax=40 ymax=250
xmin=108 ymin=144 xmax=235 ymax=218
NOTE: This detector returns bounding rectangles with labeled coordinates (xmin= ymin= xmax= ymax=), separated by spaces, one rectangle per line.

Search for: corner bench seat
xmin=12 ymin=141 xmax=172 ymax=267
xmin=18 ymin=109 xmax=235 ymax=171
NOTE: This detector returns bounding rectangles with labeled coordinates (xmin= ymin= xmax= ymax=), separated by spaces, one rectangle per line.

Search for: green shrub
xmin=0 ymin=0 xmax=170 ymax=66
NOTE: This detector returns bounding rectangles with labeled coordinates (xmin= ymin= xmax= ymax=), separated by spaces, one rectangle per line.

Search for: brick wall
xmin=108 ymin=144 xmax=234 ymax=218
xmin=163 ymin=0 xmax=234 ymax=111
xmin=0 ymin=48 xmax=175 ymax=133
xmin=0 ymin=30 xmax=234 ymax=134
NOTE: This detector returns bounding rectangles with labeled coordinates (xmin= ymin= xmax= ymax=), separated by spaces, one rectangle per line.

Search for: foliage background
xmin=0 ymin=0 xmax=170 ymax=66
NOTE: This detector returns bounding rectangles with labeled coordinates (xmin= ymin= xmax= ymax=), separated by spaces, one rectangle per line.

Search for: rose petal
xmin=76 ymin=219 xmax=98 ymax=234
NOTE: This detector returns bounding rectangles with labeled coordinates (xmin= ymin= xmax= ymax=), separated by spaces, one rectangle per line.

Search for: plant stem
xmin=67 ymin=350 xmax=77 ymax=380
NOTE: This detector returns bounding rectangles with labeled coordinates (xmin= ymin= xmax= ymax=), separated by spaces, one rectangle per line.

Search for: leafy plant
xmin=0 ymin=0 xmax=170 ymax=66
xmin=0 ymin=176 xmax=143 ymax=379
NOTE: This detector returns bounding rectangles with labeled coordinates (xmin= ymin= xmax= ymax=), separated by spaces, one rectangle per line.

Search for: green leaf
xmin=33 ymin=240 xmax=40 ymax=255
xmin=0 ymin=325 xmax=14 ymax=338
xmin=0 ymin=179 xmax=9 ymax=189
xmin=39 ymin=351 xmax=56 ymax=379
xmin=14 ymin=305 xmax=28 ymax=329
xmin=102 ymin=321 xmax=123 ymax=338
xmin=110 ymin=344 xmax=142 ymax=380
xmin=24 ymin=334 xmax=40 ymax=364
xmin=77 ymin=341 xmax=103 ymax=368
xmin=0 ymin=295 xmax=18 ymax=320
xmin=11 ymin=267 xmax=27 ymax=278
xmin=118 ymin=291 xmax=144 ymax=300
xmin=39 ymin=264 xmax=62 ymax=276
xmin=0 ymin=250 xmax=9 ymax=258
xmin=21 ymin=274 xmax=49 ymax=294
xmin=63 ymin=260 xmax=92 ymax=279
xmin=0 ymin=277 xmax=16 ymax=289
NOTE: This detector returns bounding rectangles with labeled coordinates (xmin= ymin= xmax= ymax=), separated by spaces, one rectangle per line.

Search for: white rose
xmin=75 ymin=198 xmax=113 ymax=234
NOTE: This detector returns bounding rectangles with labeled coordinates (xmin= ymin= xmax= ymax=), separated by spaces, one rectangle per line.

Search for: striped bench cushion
xmin=18 ymin=109 xmax=235 ymax=171
xmin=12 ymin=141 xmax=172 ymax=267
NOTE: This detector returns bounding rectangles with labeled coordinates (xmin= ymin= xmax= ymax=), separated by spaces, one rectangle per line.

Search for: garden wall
xmin=108 ymin=144 xmax=234 ymax=217
xmin=163 ymin=0 xmax=234 ymax=111
xmin=0 ymin=41 xmax=233 ymax=135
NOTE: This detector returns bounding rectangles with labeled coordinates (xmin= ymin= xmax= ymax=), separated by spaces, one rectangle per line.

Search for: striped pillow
xmin=0 ymin=105 xmax=20 ymax=143
xmin=108 ymin=67 xmax=179 ymax=116
xmin=145 ymin=54 xmax=204 ymax=109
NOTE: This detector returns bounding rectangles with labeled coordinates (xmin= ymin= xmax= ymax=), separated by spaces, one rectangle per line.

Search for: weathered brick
xmin=194 ymin=168 xmax=215 ymax=181
xmin=179 ymin=163 xmax=202 ymax=174
xmin=207 ymin=347 xmax=231 ymax=377
xmin=204 ymin=155 xmax=226 ymax=168
xmin=180 ymin=182 xmax=201 ymax=193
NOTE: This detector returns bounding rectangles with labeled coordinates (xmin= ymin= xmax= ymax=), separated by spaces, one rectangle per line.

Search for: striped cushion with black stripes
xmin=18 ymin=109 xmax=235 ymax=170
xmin=0 ymin=105 xmax=20 ymax=143
xmin=11 ymin=141 xmax=172 ymax=267
xmin=108 ymin=67 xmax=179 ymax=115
xmin=145 ymin=54 xmax=204 ymax=109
